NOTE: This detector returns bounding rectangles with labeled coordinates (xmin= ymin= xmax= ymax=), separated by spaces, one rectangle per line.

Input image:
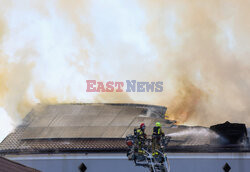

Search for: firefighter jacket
xmin=135 ymin=128 xmax=147 ymax=140
xmin=153 ymin=126 xmax=164 ymax=137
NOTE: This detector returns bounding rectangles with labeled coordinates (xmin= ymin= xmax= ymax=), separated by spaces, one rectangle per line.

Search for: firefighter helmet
xmin=140 ymin=123 xmax=145 ymax=129
xmin=156 ymin=122 xmax=161 ymax=127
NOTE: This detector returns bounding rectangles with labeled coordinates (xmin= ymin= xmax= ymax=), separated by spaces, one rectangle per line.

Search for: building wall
xmin=5 ymin=152 xmax=250 ymax=172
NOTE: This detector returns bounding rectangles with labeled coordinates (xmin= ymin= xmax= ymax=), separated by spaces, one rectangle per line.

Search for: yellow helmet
xmin=156 ymin=122 xmax=161 ymax=127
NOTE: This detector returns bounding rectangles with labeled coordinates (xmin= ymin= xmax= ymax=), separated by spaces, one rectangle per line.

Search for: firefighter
xmin=152 ymin=122 xmax=165 ymax=156
xmin=135 ymin=123 xmax=147 ymax=154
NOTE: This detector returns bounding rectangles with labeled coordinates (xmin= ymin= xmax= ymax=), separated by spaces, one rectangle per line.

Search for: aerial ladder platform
xmin=126 ymin=134 xmax=171 ymax=172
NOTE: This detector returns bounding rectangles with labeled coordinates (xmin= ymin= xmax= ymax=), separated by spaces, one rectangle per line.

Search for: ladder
xmin=142 ymin=149 xmax=170 ymax=172
xmin=126 ymin=135 xmax=171 ymax=172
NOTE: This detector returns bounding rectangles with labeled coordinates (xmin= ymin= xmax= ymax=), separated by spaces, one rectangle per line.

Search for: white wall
xmin=5 ymin=153 xmax=250 ymax=172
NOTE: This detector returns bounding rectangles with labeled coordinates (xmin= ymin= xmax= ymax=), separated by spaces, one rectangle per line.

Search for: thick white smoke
xmin=1 ymin=0 xmax=250 ymax=141
xmin=0 ymin=108 xmax=13 ymax=142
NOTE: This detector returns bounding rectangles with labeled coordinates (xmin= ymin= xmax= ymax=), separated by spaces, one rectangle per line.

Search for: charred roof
xmin=0 ymin=103 xmax=249 ymax=155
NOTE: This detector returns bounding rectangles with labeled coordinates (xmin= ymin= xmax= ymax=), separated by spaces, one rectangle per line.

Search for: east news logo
xmin=86 ymin=80 xmax=163 ymax=92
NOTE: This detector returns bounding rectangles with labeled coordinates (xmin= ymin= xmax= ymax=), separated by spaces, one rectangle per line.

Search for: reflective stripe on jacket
xmin=153 ymin=126 xmax=164 ymax=136
xmin=136 ymin=128 xmax=146 ymax=139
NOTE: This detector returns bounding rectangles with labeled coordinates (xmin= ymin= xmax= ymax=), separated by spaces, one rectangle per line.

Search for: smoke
xmin=0 ymin=0 xmax=250 ymax=140
xmin=138 ymin=0 xmax=250 ymax=126
xmin=94 ymin=92 xmax=133 ymax=104
xmin=167 ymin=127 xmax=225 ymax=145
xmin=0 ymin=108 xmax=13 ymax=142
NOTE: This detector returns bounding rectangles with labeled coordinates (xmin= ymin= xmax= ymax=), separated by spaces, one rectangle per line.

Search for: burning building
xmin=0 ymin=103 xmax=250 ymax=172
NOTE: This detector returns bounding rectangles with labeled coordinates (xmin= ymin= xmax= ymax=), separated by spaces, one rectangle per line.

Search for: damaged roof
xmin=0 ymin=103 xmax=249 ymax=155
xmin=0 ymin=103 xmax=166 ymax=154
